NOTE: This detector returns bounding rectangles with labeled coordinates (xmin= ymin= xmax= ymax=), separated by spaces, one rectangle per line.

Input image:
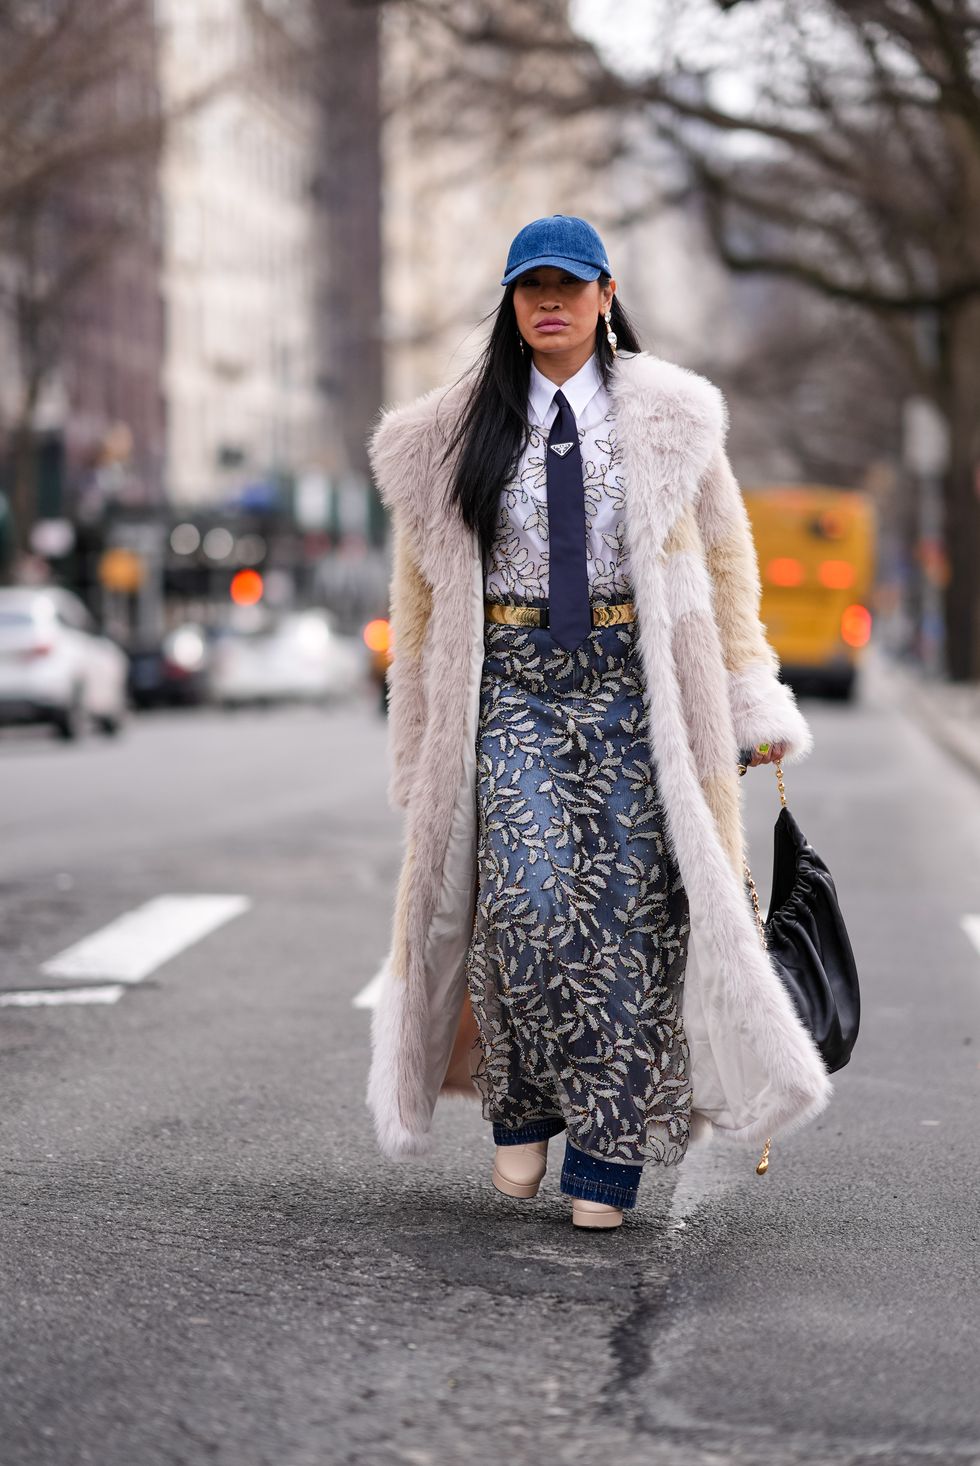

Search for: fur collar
xmin=367 ymin=349 xmax=729 ymax=550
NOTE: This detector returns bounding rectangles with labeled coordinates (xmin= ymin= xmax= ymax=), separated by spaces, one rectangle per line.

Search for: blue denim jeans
xmin=492 ymin=1118 xmax=643 ymax=1209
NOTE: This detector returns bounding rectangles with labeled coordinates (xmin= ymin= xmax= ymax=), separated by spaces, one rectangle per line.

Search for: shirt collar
xmin=529 ymin=350 xmax=603 ymax=427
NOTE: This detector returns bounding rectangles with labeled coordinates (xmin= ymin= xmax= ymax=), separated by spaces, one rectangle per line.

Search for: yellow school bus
xmin=742 ymin=485 xmax=876 ymax=700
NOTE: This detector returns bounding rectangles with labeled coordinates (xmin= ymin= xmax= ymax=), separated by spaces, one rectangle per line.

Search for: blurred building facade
xmin=2 ymin=0 xmax=810 ymax=620
xmin=0 ymin=2 xmax=331 ymax=549
xmin=0 ymin=0 xmax=167 ymax=547
xmin=377 ymin=4 xmax=741 ymax=406
xmin=156 ymin=0 xmax=325 ymax=511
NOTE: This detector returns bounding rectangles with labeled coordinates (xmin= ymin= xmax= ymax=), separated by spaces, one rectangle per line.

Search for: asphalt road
xmin=1 ymin=654 xmax=978 ymax=1466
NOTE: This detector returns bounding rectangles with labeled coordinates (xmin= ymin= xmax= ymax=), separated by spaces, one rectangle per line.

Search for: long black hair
xmin=438 ymin=276 xmax=643 ymax=562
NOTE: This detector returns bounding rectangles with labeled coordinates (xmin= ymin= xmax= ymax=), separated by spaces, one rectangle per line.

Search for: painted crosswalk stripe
xmin=0 ymin=985 xmax=125 ymax=1007
xmin=39 ymin=895 xmax=251 ymax=984
xmin=961 ymin=915 xmax=980 ymax=958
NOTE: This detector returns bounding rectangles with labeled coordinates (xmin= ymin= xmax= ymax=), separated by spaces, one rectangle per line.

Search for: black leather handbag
xmin=738 ymin=758 xmax=860 ymax=1173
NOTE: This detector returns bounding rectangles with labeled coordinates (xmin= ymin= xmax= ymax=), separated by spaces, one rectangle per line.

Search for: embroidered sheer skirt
xmin=463 ymin=594 xmax=694 ymax=1168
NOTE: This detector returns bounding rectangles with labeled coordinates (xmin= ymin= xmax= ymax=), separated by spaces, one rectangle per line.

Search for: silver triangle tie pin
xmin=549 ymin=442 xmax=574 ymax=457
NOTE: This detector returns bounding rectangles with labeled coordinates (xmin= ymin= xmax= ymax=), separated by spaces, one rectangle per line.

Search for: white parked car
xmin=209 ymin=608 xmax=365 ymax=707
xmin=0 ymin=587 xmax=129 ymax=740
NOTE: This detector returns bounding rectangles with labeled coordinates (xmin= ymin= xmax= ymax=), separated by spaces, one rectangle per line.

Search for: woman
xmin=364 ymin=214 xmax=832 ymax=1230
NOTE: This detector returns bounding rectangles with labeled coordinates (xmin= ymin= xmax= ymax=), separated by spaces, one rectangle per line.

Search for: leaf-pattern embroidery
xmin=483 ymin=408 xmax=633 ymax=601
xmin=463 ymin=615 xmax=693 ymax=1167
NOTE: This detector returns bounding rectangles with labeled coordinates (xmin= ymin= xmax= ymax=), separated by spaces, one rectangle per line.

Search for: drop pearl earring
xmin=603 ymin=309 xmax=618 ymax=356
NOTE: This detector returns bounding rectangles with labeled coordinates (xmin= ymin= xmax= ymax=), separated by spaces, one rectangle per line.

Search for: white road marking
xmin=352 ymin=968 xmax=385 ymax=1009
xmin=39 ymin=895 xmax=251 ymax=984
xmin=961 ymin=915 xmax=980 ymax=958
xmin=0 ymin=985 xmax=125 ymax=1007
xmin=666 ymin=1143 xmax=740 ymax=1231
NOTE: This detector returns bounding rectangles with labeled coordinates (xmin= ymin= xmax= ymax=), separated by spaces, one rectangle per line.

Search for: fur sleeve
xmin=695 ymin=441 xmax=814 ymax=764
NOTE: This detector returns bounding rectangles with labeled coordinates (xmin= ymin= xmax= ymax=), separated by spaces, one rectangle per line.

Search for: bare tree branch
xmin=385 ymin=0 xmax=980 ymax=675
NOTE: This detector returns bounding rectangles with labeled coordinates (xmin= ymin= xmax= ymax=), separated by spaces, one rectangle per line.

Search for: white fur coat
xmin=364 ymin=349 xmax=832 ymax=1164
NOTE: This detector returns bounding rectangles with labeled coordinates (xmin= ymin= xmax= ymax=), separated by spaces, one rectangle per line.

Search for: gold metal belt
xmin=484 ymin=599 xmax=636 ymax=628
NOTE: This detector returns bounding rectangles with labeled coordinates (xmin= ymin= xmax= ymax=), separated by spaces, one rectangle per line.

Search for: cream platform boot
xmin=571 ymin=1198 xmax=624 ymax=1229
xmin=491 ymin=1138 xmax=549 ymax=1198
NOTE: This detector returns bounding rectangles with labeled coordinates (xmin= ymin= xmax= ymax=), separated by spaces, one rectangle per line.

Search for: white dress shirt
xmin=483 ymin=350 xmax=633 ymax=601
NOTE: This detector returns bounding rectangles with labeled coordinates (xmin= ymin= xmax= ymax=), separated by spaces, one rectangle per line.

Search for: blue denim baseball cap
xmin=501 ymin=214 xmax=612 ymax=286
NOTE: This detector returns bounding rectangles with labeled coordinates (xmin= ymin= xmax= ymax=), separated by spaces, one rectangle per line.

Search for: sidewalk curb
xmin=872 ymin=650 xmax=980 ymax=785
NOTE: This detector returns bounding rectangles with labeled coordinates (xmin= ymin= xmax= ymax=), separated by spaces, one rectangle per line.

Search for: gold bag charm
xmin=756 ymin=1137 xmax=772 ymax=1175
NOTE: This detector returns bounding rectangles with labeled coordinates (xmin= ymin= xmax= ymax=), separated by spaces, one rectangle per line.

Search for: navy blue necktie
xmin=546 ymin=389 xmax=591 ymax=651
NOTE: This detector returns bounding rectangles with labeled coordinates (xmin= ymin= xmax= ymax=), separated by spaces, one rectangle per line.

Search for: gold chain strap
xmin=737 ymin=758 xmax=787 ymax=1177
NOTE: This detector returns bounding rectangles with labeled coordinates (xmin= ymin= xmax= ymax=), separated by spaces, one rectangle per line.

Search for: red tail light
xmin=767 ymin=557 xmax=805 ymax=587
xmin=818 ymin=559 xmax=855 ymax=589
xmin=22 ymin=642 xmax=54 ymax=660
xmin=841 ymin=604 xmax=872 ymax=647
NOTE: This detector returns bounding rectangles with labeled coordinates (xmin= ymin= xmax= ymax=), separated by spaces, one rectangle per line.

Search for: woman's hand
xmin=745 ymin=739 xmax=788 ymax=767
